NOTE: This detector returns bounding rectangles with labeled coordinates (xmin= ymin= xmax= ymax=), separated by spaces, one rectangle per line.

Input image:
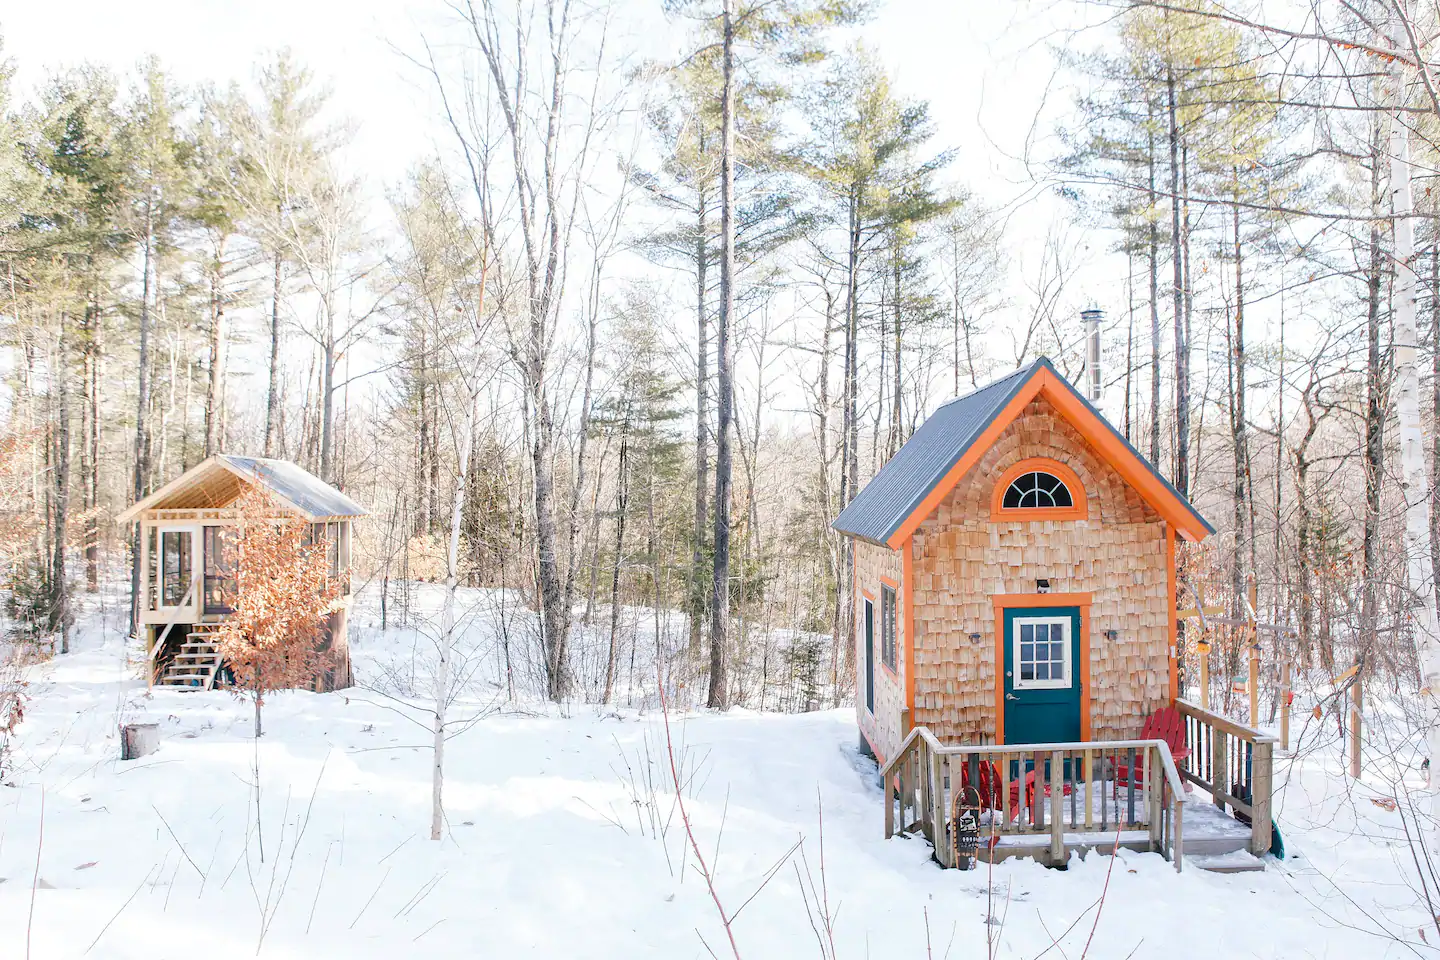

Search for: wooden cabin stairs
xmin=156 ymin=622 xmax=225 ymax=691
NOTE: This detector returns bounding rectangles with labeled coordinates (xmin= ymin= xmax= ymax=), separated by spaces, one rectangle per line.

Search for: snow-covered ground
xmin=1 ymin=586 xmax=1436 ymax=958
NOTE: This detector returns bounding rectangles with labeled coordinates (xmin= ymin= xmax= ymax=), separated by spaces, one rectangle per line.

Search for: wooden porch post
xmin=1049 ymin=750 xmax=1064 ymax=864
xmin=1251 ymin=739 xmax=1273 ymax=856
xmin=1211 ymin=730 xmax=1227 ymax=810
xmin=884 ymin=765 xmax=895 ymax=839
xmin=931 ymin=750 xmax=948 ymax=868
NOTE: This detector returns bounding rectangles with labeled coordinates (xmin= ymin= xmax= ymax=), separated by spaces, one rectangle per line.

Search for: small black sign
xmin=954 ymin=785 xmax=981 ymax=869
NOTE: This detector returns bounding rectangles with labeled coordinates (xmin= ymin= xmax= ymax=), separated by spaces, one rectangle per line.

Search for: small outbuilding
xmin=117 ymin=455 xmax=367 ymax=692
xmin=834 ymin=358 xmax=1277 ymax=870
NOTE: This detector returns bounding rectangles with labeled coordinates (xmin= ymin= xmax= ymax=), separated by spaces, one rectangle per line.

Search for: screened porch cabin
xmin=116 ymin=455 xmax=367 ymax=692
xmin=834 ymin=359 xmax=1277 ymax=871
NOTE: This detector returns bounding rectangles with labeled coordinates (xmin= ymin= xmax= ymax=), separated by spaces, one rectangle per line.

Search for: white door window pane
xmin=1012 ymin=616 xmax=1073 ymax=690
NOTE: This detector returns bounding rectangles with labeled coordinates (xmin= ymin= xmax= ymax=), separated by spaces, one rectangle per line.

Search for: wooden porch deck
xmin=881 ymin=700 xmax=1274 ymax=874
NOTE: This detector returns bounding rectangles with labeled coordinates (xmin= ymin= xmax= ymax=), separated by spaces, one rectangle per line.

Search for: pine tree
xmin=123 ymin=59 xmax=192 ymax=634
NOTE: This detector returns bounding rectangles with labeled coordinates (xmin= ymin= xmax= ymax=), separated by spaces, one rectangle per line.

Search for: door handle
xmin=1005 ymin=694 xmax=1020 ymax=701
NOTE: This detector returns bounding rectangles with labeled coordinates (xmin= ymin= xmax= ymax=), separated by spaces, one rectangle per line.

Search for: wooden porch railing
xmin=1175 ymin=698 xmax=1274 ymax=856
xmin=880 ymin=727 xmax=1187 ymax=872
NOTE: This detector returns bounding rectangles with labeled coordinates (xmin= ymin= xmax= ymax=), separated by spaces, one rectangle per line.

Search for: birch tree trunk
xmin=431 ymin=383 xmax=476 ymax=841
xmin=1387 ymin=24 xmax=1440 ymax=805
xmin=1431 ymin=216 xmax=1440 ymax=619
xmin=431 ymin=239 xmax=489 ymax=837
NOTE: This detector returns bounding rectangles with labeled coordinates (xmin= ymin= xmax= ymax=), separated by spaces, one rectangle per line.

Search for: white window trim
xmin=1012 ymin=615 xmax=1073 ymax=691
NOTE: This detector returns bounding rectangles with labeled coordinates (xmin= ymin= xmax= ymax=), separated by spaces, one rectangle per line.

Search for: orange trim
xmin=990 ymin=457 xmax=1088 ymax=522
xmin=887 ymin=375 xmax=1045 ymax=549
xmin=885 ymin=368 xmax=1210 ymax=548
xmin=991 ymin=592 xmax=1092 ymax=745
xmin=1032 ymin=371 xmax=1209 ymax=541
xmin=903 ymin=537 xmax=915 ymax=720
xmin=1166 ymin=523 xmax=1178 ymax=703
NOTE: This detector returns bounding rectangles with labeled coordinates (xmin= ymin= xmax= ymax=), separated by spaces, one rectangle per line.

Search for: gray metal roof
xmin=220 ymin=456 xmax=368 ymax=519
xmin=831 ymin=357 xmax=1211 ymax=546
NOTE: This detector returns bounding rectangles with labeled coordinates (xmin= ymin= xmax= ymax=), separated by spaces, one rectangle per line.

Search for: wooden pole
xmin=1247 ymin=578 xmax=1260 ymax=726
xmin=1349 ymin=673 xmax=1363 ymax=779
xmin=1248 ymin=643 xmax=1260 ymax=728
xmin=1197 ymin=639 xmax=1210 ymax=709
xmin=1279 ymin=660 xmax=1291 ymax=751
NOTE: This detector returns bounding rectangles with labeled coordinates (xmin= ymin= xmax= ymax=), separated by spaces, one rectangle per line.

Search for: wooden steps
xmin=155 ymin=622 xmax=225 ymax=691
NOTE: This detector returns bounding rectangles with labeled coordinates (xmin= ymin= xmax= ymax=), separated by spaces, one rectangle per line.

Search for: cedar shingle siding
xmin=840 ymin=361 xmax=1204 ymax=760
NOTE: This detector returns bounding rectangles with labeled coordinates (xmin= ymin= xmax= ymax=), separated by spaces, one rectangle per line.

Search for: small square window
xmin=1013 ymin=616 xmax=1072 ymax=690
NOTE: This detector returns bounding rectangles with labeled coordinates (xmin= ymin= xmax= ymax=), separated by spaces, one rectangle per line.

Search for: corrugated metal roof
xmin=219 ymin=456 xmax=369 ymax=519
xmin=833 ymin=363 xmax=1034 ymax=545
xmin=831 ymin=357 xmax=1211 ymax=546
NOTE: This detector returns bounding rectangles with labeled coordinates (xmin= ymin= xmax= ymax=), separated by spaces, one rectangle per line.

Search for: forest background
xmin=1 ymin=0 xmax=1437 ymax=758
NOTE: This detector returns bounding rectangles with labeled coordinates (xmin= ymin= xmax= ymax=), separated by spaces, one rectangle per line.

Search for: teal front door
xmin=1002 ymin=606 xmax=1082 ymax=745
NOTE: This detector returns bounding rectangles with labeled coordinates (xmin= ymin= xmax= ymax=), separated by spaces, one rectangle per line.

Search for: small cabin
xmin=834 ymin=359 xmax=1277 ymax=871
xmin=117 ymin=455 xmax=368 ymax=692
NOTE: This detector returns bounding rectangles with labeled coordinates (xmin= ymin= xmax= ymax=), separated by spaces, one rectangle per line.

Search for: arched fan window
xmin=991 ymin=458 xmax=1088 ymax=521
xmin=1002 ymin=471 xmax=1073 ymax=509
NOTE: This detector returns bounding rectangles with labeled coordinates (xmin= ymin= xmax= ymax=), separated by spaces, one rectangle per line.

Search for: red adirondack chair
xmin=958 ymin=759 xmax=1003 ymax=812
xmin=1115 ymin=706 xmax=1191 ymax=789
xmin=958 ymin=759 xmax=1069 ymax=826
